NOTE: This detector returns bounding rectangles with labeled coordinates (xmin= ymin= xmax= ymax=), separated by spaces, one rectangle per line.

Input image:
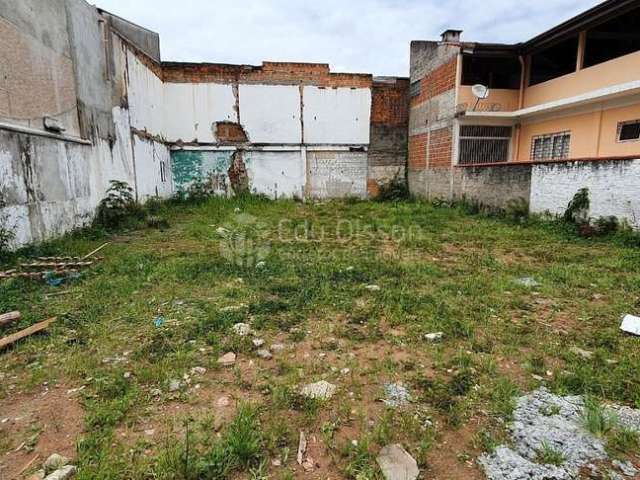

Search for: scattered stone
xmin=44 ymin=454 xmax=69 ymax=474
xmin=516 ymin=277 xmax=540 ymax=288
xmin=168 ymin=380 xmax=182 ymax=392
xmin=217 ymin=396 xmax=231 ymax=407
xmin=302 ymin=456 xmax=315 ymax=472
xmin=424 ymin=332 xmax=444 ymax=342
xmin=365 ymin=285 xmax=381 ymax=292
xmin=150 ymin=388 xmax=162 ymax=397
xmin=376 ymin=444 xmax=419 ymax=480
xmin=301 ymin=381 xmax=336 ymax=400
xmin=620 ymin=314 xmax=640 ymax=336
xmin=217 ymin=352 xmax=236 ymax=366
xmin=272 ymin=458 xmax=282 ymax=467
xmin=252 ymin=338 xmax=265 ymax=348
xmin=256 ymin=261 xmax=266 ymax=269
xmin=341 ymin=368 xmax=351 ymax=375
xmin=144 ymin=429 xmax=155 ymax=436
xmin=43 ymin=465 xmax=76 ymax=480
xmin=123 ymin=372 xmax=132 ymax=379
xmin=190 ymin=367 xmax=207 ymax=376
xmin=382 ymin=383 xmax=411 ymax=408
xmin=256 ymin=349 xmax=273 ymax=360
xmin=569 ymin=347 xmax=593 ymax=360
xmin=231 ymin=323 xmax=251 ymax=336
xmin=270 ymin=343 xmax=285 ymax=353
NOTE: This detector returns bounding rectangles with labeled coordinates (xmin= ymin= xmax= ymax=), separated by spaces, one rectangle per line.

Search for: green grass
xmin=1 ymin=196 xmax=639 ymax=477
xmin=535 ymin=441 xmax=566 ymax=466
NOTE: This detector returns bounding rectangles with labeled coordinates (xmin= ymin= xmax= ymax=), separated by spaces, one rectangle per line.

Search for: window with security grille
xmin=531 ymin=132 xmax=571 ymax=161
xmin=618 ymin=120 xmax=640 ymax=142
xmin=458 ymin=125 xmax=512 ymax=165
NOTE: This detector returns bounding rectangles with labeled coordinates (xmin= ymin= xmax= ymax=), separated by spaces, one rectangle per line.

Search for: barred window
xmin=458 ymin=125 xmax=512 ymax=165
xmin=618 ymin=120 xmax=640 ymax=142
xmin=531 ymin=132 xmax=571 ymax=161
xmin=409 ymin=80 xmax=421 ymax=98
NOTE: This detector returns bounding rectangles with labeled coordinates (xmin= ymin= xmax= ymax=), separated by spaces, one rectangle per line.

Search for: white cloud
xmin=95 ymin=0 xmax=602 ymax=76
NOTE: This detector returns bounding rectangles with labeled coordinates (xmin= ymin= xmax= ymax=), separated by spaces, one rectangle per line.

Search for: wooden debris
xmin=20 ymin=261 xmax=94 ymax=270
xmin=83 ymin=242 xmax=110 ymax=260
xmin=0 ymin=311 xmax=21 ymax=327
xmin=0 ymin=317 xmax=56 ymax=350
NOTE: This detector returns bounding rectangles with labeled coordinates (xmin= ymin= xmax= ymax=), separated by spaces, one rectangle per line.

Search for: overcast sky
xmin=94 ymin=0 xmax=601 ymax=77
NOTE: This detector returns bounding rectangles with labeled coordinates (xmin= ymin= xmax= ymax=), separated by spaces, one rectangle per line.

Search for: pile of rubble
xmin=479 ymin=388 xmax=639 ymax=480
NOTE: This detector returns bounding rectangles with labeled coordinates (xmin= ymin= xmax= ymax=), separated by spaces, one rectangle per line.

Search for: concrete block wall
xmin=531 ymin=159 xmax=640 ymax=229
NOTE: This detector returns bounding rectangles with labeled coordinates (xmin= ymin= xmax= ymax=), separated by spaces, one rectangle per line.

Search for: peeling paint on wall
xmin=308 ymin=151 xmax=368 ymax=199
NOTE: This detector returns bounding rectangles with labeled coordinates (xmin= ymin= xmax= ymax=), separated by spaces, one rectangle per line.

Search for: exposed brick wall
xmin=428 ymin=127 xmax=452 ymax=167
xmin=408 ymin=133 xmax=428 ymax=170
xmin=215 ymin=122 xmax=248 ymax=143
xmin=162 ymin=61 xmax=372 ymax=88
xmin=371 ymin=79 xmax=410 ymax=126
xmin=411 ymin=58 xmax=457 ymax=107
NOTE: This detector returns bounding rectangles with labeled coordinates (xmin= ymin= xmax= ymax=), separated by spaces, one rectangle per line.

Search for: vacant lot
xmin=1 ymin=198 xmax=639 ymax=479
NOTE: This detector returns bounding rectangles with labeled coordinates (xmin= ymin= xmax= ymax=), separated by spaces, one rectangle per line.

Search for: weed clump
xmin=94 ymin=180 xmax=141 ymax=229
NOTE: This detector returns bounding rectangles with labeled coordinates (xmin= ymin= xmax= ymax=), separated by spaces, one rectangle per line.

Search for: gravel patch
xmin=479 ymin=388 xmax=640 ymax=480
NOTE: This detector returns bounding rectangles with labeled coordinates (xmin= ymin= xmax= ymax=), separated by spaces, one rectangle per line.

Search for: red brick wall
xmin=428 ymin=127 xmax=452 ymax=167
xmin=409 ymin=133 xmax=428 ymax=170
xmin=371 ymin=79 xmax=410 ymax=126
xmin=410 ymin=58 xmax=457 ymax=107
xmin=162 ymin=61 xmax=372 ymax=88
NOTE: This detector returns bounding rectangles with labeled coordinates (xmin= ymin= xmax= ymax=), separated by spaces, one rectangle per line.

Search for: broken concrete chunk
xmin=301 ymin=381 xmax=336 ymax=400
xmin=256 ymin=349 xmax=272 ymax=360
xmin=620 ymin=314 xmax=640 ymax=336
xmin=44 ymin=454 xmax=69 ymax=474
xmin=231 ymin=323 xmax=251 ymax=336
xmin=217 ymin=352 xmax=237 ymax=366
xmin=168 ymin=379 xmax=182 ymax=392
xmin=296 ymin=431 xmax=307 ymax=465
xmin=43 ymin=465 xmax=76 ymax=480
xmin=569 ymin=347 xmax=593 ymax=359
xmin=376 ymin=444 xmax=419 ymax=480
xmin=27 ymin=469 xmax=46 ymax=480
xmin=424 ymin=332 xmax=444 ymax=342
xmin=270 ymin=343 xmax=285 ymax=353
xmin=516 ymin=277 xmax=540 ymax=288
xmin=190 ymin=367 xmax=207 ymax=376
xmin=365 ymin=285 xmax=381 ymax=292
xmin=252 ymin=338 xmax=265 ymax=348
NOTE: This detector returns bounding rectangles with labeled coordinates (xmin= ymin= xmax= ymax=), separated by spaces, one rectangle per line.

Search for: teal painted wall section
xmin=171 ymin=150 xmax=234 ymax=194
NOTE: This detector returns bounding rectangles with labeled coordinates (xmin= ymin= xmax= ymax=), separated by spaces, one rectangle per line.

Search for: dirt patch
xmin=0 ymin=385 xmax=84 ymax=479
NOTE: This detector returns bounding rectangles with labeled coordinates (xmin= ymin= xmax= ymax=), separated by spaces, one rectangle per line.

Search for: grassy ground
xmin=0 ymin=197 xmax=639 ymax=479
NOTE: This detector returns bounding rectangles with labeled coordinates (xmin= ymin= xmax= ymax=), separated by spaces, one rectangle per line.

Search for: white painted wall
xmin=245 ymin=151 xmax=305 ymax=199
xmin=163 ymin=83 xmax=237 ymax=143
xmin=530 ymin=160 xmax=640 ymax=229
xmin=133 ymin=135 xmax=173 ymax=200
xmin=239 ymin=85 xmax=301 ymax=144
xmin=126 ymin=50 xmax=164 ymax=137
xmin=308 ymin=150 xmax=368 ymax=199
xmin=303 ymin=87 xmax=371 ymax=145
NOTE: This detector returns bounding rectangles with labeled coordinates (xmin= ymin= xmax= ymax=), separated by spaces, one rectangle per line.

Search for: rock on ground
xmin=44 ymin=465 xmax=76 ymax=480
xmin=44 ymin=454 xmax=69 ymax=474
xmin=479 ymin=388 xmax=640 ymax=480
xmin=376 ymin=444 xmax=419 ymax=480
xmin=382 ymin=383 xmax=411 ymax=408
xmin=300 ymin=381 xmax=336 ymax=400
xmin=217 ymin=352 xmax=236 ymax=366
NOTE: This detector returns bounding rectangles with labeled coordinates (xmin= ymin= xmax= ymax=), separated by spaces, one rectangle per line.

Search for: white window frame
xmin=617 ymin=119 xmax=640 ymax=143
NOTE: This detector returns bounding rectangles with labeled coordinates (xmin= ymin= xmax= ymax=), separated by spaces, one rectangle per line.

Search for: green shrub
xmin=94 ymin=180 xmax=141 ymax=229
xmin=376 ymin=173 xmax=410 ymax=202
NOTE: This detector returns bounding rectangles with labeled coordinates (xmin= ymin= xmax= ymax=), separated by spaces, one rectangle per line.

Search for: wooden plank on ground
xmin=0 ymin=311 xmax=21 ymax=327
xmin=0 ymin=317 xmax=56 ymax=350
